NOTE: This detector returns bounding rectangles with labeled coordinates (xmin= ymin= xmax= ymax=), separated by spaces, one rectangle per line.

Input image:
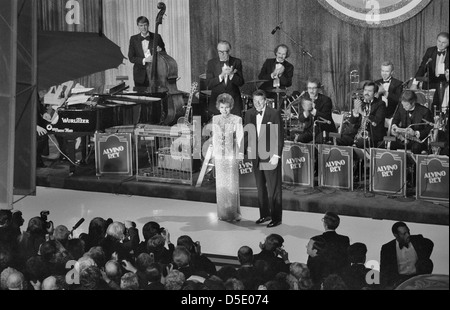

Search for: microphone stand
xmin=312 ymin=119 xmax=327 ymax=190
xmin=278 ymin=27 xmax=314 ymax=60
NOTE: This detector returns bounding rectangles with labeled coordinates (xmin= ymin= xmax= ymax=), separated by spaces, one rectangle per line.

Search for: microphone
xmin=425 ymin=58 xmax=433 ymax=66
xmin=271 ymin=21 xmax=283 ymax=35
xmin=318 ymin=117 xmax=331 ymax=124
xmin=71 ymin=218 xmax=85 ymax=233
xmin=401 ymin=77 xmax=414 ymax=87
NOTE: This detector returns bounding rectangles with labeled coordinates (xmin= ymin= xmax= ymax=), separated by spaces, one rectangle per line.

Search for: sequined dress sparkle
xmin=212 ymin=114 xmax=244 ymax=221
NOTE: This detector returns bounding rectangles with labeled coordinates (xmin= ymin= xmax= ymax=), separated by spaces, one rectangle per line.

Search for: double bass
xmin=146 ymin=2 xmax=184 ymax=125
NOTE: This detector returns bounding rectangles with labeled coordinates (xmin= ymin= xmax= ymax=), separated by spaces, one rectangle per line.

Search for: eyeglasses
xmin=218 ymin=50 xmax=230 ymax=54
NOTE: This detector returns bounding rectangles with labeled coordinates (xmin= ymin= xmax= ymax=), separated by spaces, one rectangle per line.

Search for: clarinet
xmin=354 ymin=103 xmax=371 ymax=143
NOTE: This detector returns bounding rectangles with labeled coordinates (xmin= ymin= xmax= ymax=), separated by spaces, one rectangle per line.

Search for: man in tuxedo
xmin=206 ymin=40 xmax=245 ymax=118
xmin=391 ymin=90 xmax=433 ymax=154
xmin=243 ymin=90 xmax=284 ymax=228
xmin=307 ymin=212 xmax=350 ymax=288
xmin=348 ymin=81 xmax=387 ymax=149
xmin=302 ymin=78 xmax=336 ymax=143
xmin=375 ymin=61 xmax=404 ymax=118
xmin=292 ymin=98 xmax=314 ymax=143
xmin=128 ymin=16 xmax=166 ymax=88
xmin=258 ymin=44 xmax=294 ymax=105
xmin=412 ymin=32 xmax=449 ymax=91
xmin=380 ymin=222 xmax=434 ymax=289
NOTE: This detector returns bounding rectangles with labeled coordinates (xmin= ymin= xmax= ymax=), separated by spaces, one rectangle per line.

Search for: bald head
xmin=105 ymin=260 xmax=122 ymax=280
xmin=42 ymin=276 xmax=57 ymax=290
xmin=7 ymin=270 xmax=25 ymax=290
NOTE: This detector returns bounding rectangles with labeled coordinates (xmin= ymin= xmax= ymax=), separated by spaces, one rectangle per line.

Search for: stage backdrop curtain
xmin=103 ymin=0 xmax=192 ymax=92
xmin=37 ymin=0 xmax=104 ymax=91
xmin=189 ymin=0 xmax=449 ymax=112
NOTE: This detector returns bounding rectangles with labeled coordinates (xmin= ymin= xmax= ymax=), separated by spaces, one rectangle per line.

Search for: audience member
xmin=340 ymin=242 xmax=374 ymax=290
xmin=164 ymin=269 xmax=186 ymax=290
xmin=380 ymin=222 xmax=434 ymax=289
xmin=321 ymin=273 xmax=348 ymax=290
xmin=177 ymin=235 xmax=216 ymax=276
xmin=120 ymin=272 xmax=140 ymax=290
xmin=254 ymin=234 xmax=290 ymax=275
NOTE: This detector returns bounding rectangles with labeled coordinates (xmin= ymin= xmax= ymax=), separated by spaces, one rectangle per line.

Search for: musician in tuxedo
xmin=380 ymin=222 xmax=434 ymax=289
xmin=375 ymin=61 xmax=404 ymax=118
xmin=258 ymin=44 xmax=294 ymax=101
xmin=292 ymin=98 xmax=314 ymax=143
xmin=128 ymin=16 xmax=166 ymax=88
xmin=346 ymin=81 xmax=386 ymax=149
xmin=242 ymin=90 xmax=284 ymax=228
xmin=391 ymin=90 xmax=433 ymax=154
xmin=412 ymin=32 xmax=449 ymax=91
xmin=206 ymin=40 xmax=245 ymax=118
xmin=302 ymin=78 xmax=336 ymax=143
xmin=432 ymin=69 xmax=449 ymax=156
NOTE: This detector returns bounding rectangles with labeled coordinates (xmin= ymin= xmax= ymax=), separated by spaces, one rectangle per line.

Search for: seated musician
xmin=338 ymin=82 xmax=386 ymax=149
xmin=431 ymin=69 xmax=449 ymax=155
xmin=292 ymin=98 xmax=314 ymax=143
xmin=390 ymin=90 xmax=433 ymax=155
xmin=258 ymin=44 xmax=294 ymax=103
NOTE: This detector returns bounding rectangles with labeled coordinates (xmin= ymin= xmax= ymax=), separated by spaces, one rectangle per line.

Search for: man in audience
xmin=254 ymin=234 xmax=290 ymax=275
xmin=380 ymin=221 xmax=434 ymax=289
xmin=340 ymin=242 xmax=375 ymax=290
xmin=177 ymin=235 xmax=216 ymax=276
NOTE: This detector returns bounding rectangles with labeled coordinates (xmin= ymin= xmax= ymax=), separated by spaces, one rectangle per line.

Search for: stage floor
xmin=35 ymin=155 xmax=449 ymax=226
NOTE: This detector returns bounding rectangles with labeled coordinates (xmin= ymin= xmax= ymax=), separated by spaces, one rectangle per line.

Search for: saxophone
xmin=354 ymin=103 xmax=371 ymax=142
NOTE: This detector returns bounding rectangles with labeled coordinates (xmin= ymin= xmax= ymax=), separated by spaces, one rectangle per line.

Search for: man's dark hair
xmin=391 ymin=221 xmax=409 ymax=235
xmin=323 ymin=212 xmax=340 ymax=230
xmin=136 ymin=16 xmax=149 ymax=25
xmin=274 ymin=44 xmax=290 ymax=58
xmin=347 ymin=242 xmax=367 ymax=264
xmin=253 ymin=89 xmax=267 ymax=99
xmin=401 ymin=90 xmax=417 ymax=105
xmin=363 ymin=81 xmax=379 ymax=94
xmin=310 ymin=235 xmax=327 ymax=255
xmin=437 ymin=32 xmax=450 ymax=40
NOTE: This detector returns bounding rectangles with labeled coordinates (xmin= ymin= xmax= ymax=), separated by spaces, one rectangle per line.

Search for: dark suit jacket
xmin=375 ymin=77 xmax=404 ymax=118
xmin=415 ymin=46 xmax=449 ymax=88
xmin=243 ymin=106 xmax=284 ymax=164
xmin=303 ymin=93 xmax=337 ymax=133
xmin=349 ymin=97 xmax=387 ymax=145
xmin=307 ymin=231 xmax=350 ymax=288
xmin=380 ymin=234 xmax=434 ymax=288
xmin=128 ymin=33 xmax=165 ymax=85
xmin=206 ymin=56 xmax=245 ymax=116
xmin=258 ymin=58 xmax=294 ymax=90
xmin=392 ymin=103 xmax=433 ymax=140
xmin=340 ymin=264 xmax=374 ymax=290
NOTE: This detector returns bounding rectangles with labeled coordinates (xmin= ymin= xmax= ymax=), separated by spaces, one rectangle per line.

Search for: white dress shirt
xmin=256 ymin=108 xmax=266 ymax=137
xmin=396 ymin=241 xmax=418 ymax=276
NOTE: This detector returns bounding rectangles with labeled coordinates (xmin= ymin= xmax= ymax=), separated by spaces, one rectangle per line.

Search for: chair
xmin=332 ymin=113 xmax=345 ymax=134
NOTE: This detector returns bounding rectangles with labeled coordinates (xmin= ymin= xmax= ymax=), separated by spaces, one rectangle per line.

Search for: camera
xmin=40 ymin=210 xmax=53 ymax=230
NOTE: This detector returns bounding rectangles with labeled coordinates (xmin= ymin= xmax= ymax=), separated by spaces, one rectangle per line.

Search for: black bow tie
xmin=276 ymin=61 xmax=284 ymax=64
xmin=257 ymin=110 xmax=264 ymax=116
xmin=437 ymin=50 xmax=446 ymax=56
xmin=220 ymin=61 xmax=229 ymax=66
xmin=141 ymin=36 xmax=150 ymax=41
xmin=399 ymin=243 xmax=410 ymax=250
xmin=383 ymin=79 xmax=391 ymax=83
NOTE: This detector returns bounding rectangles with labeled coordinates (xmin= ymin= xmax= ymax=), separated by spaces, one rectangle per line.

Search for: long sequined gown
xmin=212 ymin=114 xmax=244 ymax=221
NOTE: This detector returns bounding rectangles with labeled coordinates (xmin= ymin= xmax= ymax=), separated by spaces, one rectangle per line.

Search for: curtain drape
xmin=189 ymin=0 xmax=449 ymax=111
xmin=103 ymin=0 xmax=192 ymax=92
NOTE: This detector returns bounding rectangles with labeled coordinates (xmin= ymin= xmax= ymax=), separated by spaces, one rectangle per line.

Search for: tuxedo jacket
xmin=307 ymin=231 xmax=350 ymax=287
xmin=303 ymin=93 xmax=337 ymax=133
xmin=380 ymin=234 xmax=434 ymax=288
xmin=349 ymin=97 xmax=387 ymax=144
xmin=415 ymin=46 xmax=449 ymax=87
xmin=206 ymin=56 xmax=245 ymax=116
xmin=392 ymin=103 xmax=433 ymax=140
xmin=243 ymin=106 xmax=284 ymax=164
xmin=375 ymin=77 xmax=404 ymax=118
xmin=258 ymin=58 xmax=294 ymax=90
xmin=128 ymin=33 xmax=165 ymax=85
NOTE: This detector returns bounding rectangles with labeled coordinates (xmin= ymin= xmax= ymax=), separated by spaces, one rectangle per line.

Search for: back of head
xmin=75 ymin=255 xmax=96 ymax=273
xmin=290 ymin=262 xmax=310 ymax=279
xmin=165 ymin=269 xmax=186 ymax=290
xmin=0 ymin=209 xmax=12 ymax=227
xmin=321 ymin=274 xmax=348 ymax=290
xmin=42 ymin=275 xmax=67 ymax=290
xmin=54 ymin=225 xmax=70 ymax=242
xmin=204 ymin=275 xmax=226 ymax=290
xmin=323 ymin=212 xmax=340 ymax=230
xmin=237 ymin=246 xmax=253 ymax=265
xmin=135 ymin=253 xmax=154 ymax=272
xmin=39 ymin=240 xmax=57 ymax=262
xmin=217 ymin=265 xmax=237 ymax=282
xmin=347 ymin=242 xmax=368 ymax=264
xmin=121 ymin=272 xmax=139 ymax=290
xmin=263 ymin=234 xmax=284 ymax=252
xmin=106 ymin=222 xmax=126 ymax=241
xmin=142 ymin=221 xmax=161 ymax=240
xmin=66 ymin=238 xmax=86 ymax=261
xmin=6 ymin=270 xmax=25 ymax=290
xmin=105 ymin=260 xmax=122 ymax=281
xmin=224 ymin=277 xmax=245 ymax=290
xmin=311 ymin=235 xmax=327 ymax=255
xmin=145 ymin=262 xmax=162 ymax=283
xmin=86 ymin=246 xmax=106 ymax=268
xmin=27 ymin=217 xmax=45 ymax=235
xmin=177 ymin=235 xmax=195 ymax=252
xmin=79 ymin=265 xmax=102 ymax=290
xmin=147 ymin=234 xmax=165 ymax=252
xmin=88 ymin=217 xmax=107 ymax=239
xmin=1 ymin=267 xmax=17 ymax=290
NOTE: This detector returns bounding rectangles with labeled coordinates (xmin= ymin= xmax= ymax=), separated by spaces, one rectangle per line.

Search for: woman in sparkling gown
xmin=212 ymin=93 xmax=244 ymax=222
